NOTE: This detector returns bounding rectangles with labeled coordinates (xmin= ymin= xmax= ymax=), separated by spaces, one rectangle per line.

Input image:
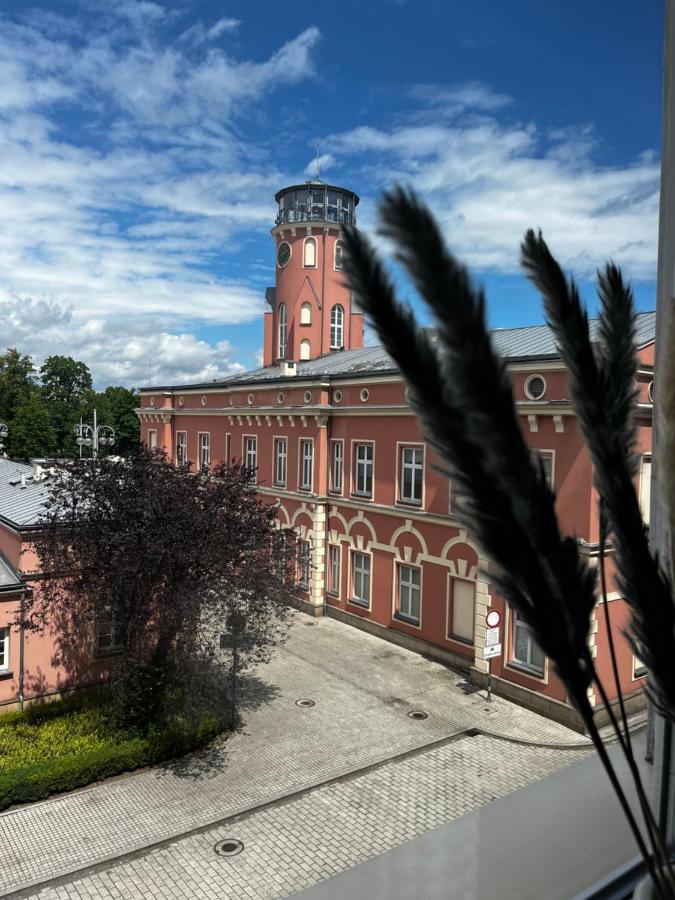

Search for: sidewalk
xmin=1 ymin=614 xmax=596 ymax=896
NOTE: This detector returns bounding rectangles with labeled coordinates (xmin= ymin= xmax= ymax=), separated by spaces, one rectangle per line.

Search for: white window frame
xmin=96 ymin=609 xmax=122 ymax=652
xmin=447 ymin=576 xmax=475 ymax=645
xmin=639 ymin=454 xmax=652 ymax=525
xmin=148 ymin=429 xmax=157 ymax=450
xmin=176 ymin=431 xmax=187 ymax=467
xmin=353 ymin=441 xmax=374 ymax=498
xmin=299 ymin=439 xmax=314 ymax=491
xmin=330 ymin=440 xmax=344 ymax=494
xmin=278 ymin=303 xmax=288 ymax=360
xmin=198 ymin=432 xmax=210 ymax=472
xmin=300 ymin=339 xmax=311 ymax=360
xmin=350 ymin=551 xmax=371 ymax=609
xmin=303 ymin=236 xmax=317 ymax=267
xmin=244 ymin=435 xmax=257 ymax=481
xmin=511 ymin=609 xmax=546 ymax=677
xmin=398 ymin=444 xmax=424 ymax=505
xmin=334 ymin=240 xmax=344 ymax=270
xmin=225 ymin=433 xmax=231 ymax=464
xmin=330 ymin=304 xmax=344 ymax=349
xmin=329 ymin=544 xmax=341 ymax=596
xmin=0 ymin=627 xmax=9 ymax=671
xmin=531 ymin=449 xmax=555 ymax=489
xmin=633 ymin=655 xmax=648 ymax=680
xmin=300 ymin=302 xmax=312 ymax=325
xmin=396 ymin=563 xmax=421 ymax=626
xmin=298 ymin=540 xmax=311 ymax=588
xmin=274 ymin=437 xmax=287 ymax=487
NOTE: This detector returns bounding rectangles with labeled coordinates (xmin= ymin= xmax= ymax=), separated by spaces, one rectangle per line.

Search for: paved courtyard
xmin=1 ymin=613 xmax=598 ymax=899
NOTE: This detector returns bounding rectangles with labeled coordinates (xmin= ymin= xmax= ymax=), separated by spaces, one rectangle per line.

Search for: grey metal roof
xmin=141 ymin=310 xmax=656 ymax=392
xmin=0 ymin=458 xmax=51 ymax=529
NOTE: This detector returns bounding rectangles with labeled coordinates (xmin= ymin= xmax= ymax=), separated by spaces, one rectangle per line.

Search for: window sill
xmin=393 ymin=612 xmax=420 ymax=627
xmin=0 ymin=669 xmax=12 ymax=681
xmin=506 ymin=661 xmax=545 ymax=681
xmin=347 ymin=597 xmax=370 ymax=610
xmin=397 ymin=498 xmax=423 ymax=508
xmin=273 ymin=481 xmax=287 ymax=489
xmin=351 ymin=492 xmax=373 ymax=500
xmin=328 ymin=489 xmax=343 ymax=496
xmin=447 ymin=634 xmax=474 ymax=647
xmin=298 ymin=486 xmax=313 ymax=493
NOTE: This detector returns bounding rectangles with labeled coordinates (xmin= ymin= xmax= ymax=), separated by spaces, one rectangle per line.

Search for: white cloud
xmin=327 ymin=89 xmax=659 ymax=281
xmin=0 ymin=9 xmax=321 ymax=386
xmin=304 ymin=152 xmax=337 ymax=177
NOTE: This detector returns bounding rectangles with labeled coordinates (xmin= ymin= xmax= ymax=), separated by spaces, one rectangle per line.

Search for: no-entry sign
xmin=486 ymin=609 xmax=501 ymax=628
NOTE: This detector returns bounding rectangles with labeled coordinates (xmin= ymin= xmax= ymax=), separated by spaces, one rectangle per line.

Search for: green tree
xmin=40 ymin=356 xmax=93 ymax=456
xmin=94 ymin=386 xmax=140 ymax=453
xmin=0 ymin=349 xmax=38 ymax=423
xmin=10 ymin=395 xmax=57 ymax=460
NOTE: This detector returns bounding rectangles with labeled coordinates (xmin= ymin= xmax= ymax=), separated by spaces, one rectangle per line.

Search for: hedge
xmin=0 ymin=710 xmax=226 ymax=811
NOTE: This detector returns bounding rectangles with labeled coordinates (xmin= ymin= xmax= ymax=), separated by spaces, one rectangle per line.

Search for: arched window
xmin=278 ymin=303 xmax=287 ymax=359
xmin=300 ymin=302 xmax=312 ymax=325
xmin=303 ymin=237 xmax=317 ymax=267
xmin=334 ymin=240 xmax=344 ymax=270
xmin=330 ymin=304 xmax=344 ymax=349
xmin=300 ymin=339 xmax=311 ymax=360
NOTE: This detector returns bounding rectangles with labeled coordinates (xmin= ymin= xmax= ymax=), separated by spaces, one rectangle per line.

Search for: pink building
xmin=138 ymin=179 xmax=655 ymax=730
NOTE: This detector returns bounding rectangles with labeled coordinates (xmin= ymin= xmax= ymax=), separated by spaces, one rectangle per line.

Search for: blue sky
xmin=0 ymin=0 xmax=664 ymax=387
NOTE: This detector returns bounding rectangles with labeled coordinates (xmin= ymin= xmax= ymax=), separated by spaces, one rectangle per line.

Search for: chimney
xmin=20 ymin=473 xmax=27 ymax=489
xmin=281 ymin=361 xmax=297 ymax=377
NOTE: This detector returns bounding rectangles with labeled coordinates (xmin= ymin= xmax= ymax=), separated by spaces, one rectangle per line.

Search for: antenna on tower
xmin=315 ymin=143 xmax=321 ymax=181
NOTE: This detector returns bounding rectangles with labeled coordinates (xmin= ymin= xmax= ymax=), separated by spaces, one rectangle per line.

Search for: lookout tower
xmin=263 ymin=180 xmax=365 ymax=366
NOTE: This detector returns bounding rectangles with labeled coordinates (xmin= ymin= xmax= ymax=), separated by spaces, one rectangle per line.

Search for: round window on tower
xmin=277 ymin=392 xmax=285 ymax=405
xmin=525 ymin=374 xmax=547 ymax=401
xmin=277 ymin=241 xmax=291 ymax=268
xmin=360 ymin=388 xmax=370 ymax=403
xmin=247 ymin=393 xmax=254 ymax=406
xmin=333 ymin=390 xmax=343 ymax=404
xmin=201 ymin=395 xmax=207 ymax=407
xmin=304 ymin=391 xmax=312 ymax=404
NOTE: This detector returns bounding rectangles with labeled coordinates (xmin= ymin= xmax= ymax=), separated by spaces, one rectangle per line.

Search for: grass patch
xmin=0 ymin=691 xmax=228 ymax=811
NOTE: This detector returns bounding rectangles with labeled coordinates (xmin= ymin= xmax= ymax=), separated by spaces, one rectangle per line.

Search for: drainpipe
xmin=18 ymin=587 xmax=25 ymax=711
xmin=323 ymin=411 xmax=332 ymax=617
xmin=320 ymin=227 xmax=328 ymax=356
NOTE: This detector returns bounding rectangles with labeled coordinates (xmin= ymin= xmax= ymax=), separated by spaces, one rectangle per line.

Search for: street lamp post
xmin=74 ymin=409 xmax=115 ymax=459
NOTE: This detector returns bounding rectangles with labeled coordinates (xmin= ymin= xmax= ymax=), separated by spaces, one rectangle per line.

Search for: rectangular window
xmin=0 ymin=627 xmax=8 ymax=670
xmin=176 ymin=432 xmax=187 ymax=467
xmin=396 ymin=565 xmax=421 ymax=624
xmin=245 ymin=436 xmax=257 ymax=481
xmin=225 ymin=433 xmax=231 ymax=465
xmin=512 ymin=610 xmax=545 ymax=676
xmin=97 ymin=610 xmax=122 ymax=652
xmin=330 ymin=441 xmax=343 ymax=493
xmin=354 ymin=443 xmax=374 ymax=497
xmin=639 ymin=455 xmax=652 ymax=525
xmin=399 ymin=446 xmax=423 ymax=504
xmin=274 ymin=438 xmax=287 ymax=486
xmin=633 ymin=655 xmax=648 ymax=679
xmin=300 ymin=440 xmax=313 ymax=490
xmin=148 ymin=429 xmax=157 ymax=449
xmin=199 ymin=433 xmax=210 ymax=471
xmin=532 ymin=449 xmax=554 ymax=488
xmin=298 ymin=540 xmax=310 ymax=588
xmin=449 ymin=578 xmax=475 ymax=644
xmin=329 ymin=545 xmax=341 ymax=595
xmin=351 ymin=552 xmax=371 ymax=606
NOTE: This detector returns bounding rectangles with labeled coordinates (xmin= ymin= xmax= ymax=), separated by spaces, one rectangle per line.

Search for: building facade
xmin=137 ymin=180 xmax=655 ymax=731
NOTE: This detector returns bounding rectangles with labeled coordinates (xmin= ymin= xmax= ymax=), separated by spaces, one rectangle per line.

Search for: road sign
xmin=486 ymin=609 xmax=501 ymax=628
xmin=483 ymin=643 xmax=502 ymax=660
xmin=485 ymin=626 xmax=500 ymax=647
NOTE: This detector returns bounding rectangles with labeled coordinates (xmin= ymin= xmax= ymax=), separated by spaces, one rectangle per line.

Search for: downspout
xmin=323 ymin=410 xmax=332 ymax=617
xmin=320 ymin=227 xmax=328 ymax=356
xmin=18 ymin=587 xmax=25 ymax=711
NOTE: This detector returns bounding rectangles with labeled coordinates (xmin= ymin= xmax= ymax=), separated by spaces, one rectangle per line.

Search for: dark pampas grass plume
xmin=521 ymin=230 xmax=675 ymax=722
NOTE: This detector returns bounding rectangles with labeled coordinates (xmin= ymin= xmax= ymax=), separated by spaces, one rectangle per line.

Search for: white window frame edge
xmin=350 ymin=438 xmax=376 ymax=501
xmin=197 ymin=431 xmax=211 ymax=467
xmin=328 ymin=543 xmax=341 ymax=598
xmin=303 ymin=236 xmax=318 ymax=268
xmin=297 ymin=436 xmax=315 ymax=492
xmin=391 ymin=558 xmax=423 ymax=630
xmin=524 ymin=373 xmax=548 ymax=401
xmin=532 ymin=448 xmax=556 ymax=489
xmin=504 ymin=603 xmax=549 ymax=684
xmin=348 ymin=547 xmax=373 ymax=611
xmin=395 ymin=440 xmax=426 ymax=509
xmin=241 ymin=433 xmax=258 ymax=483
xmin=175 ymin=430 xmax=187 ymax=465
xmin=329 ymin=438 xmax=345 ymax=495
xmin=272 ymin=434 xmax=288 ymax=488
xmin=0 ymin=627 xmax=9 ymax=671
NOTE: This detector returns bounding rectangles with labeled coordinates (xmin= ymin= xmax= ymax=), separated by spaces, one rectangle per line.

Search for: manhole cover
xmin=407 ymin=709 xmax=428 ymax=720
xmin=295 ymin=698 xmax=316 ymax=708
xmin=214 ymin=839 xmax=244 ymax=857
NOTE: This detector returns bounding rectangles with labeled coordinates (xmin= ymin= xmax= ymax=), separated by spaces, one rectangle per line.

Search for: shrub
xmin=0 ymin=694 xmax=227 ymax=811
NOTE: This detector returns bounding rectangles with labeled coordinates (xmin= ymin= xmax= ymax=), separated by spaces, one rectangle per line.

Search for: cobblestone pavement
xmin=28 ymin=734 xmax=592 ymax=900
xmin=1 ymin=614 xmax=595 ymax=897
